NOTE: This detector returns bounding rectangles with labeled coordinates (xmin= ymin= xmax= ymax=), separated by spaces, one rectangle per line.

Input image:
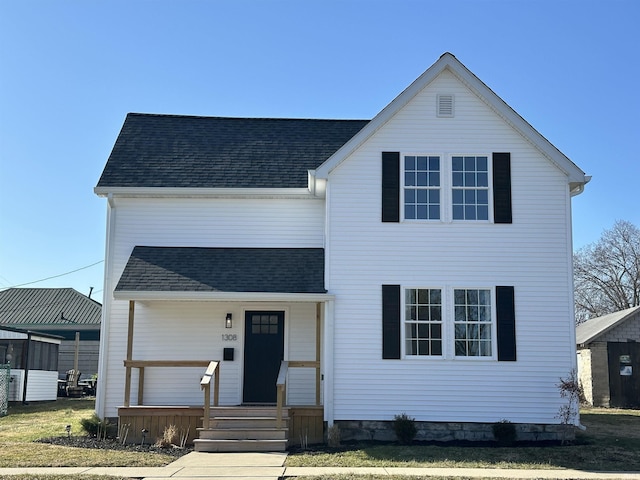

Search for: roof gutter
xmin=94 ymin=187 xmax=314 ymax=199
xmin=113 ymin=291 xmax=334 ymax=303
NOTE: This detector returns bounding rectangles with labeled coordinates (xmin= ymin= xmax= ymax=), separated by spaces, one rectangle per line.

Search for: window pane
xmin=452 ymin=172 xmax=463 ymax=186
xmin=405 ymin=172 xmax=415 ymax=186
xmin=417 ymin=306 xmax=430 ymax=320
xmin=418 ymin=340 xmax=429 ymax=355
xmin=430 ymin=289 xmax=441 ymax=304
xmin=464 ymin=156 xmax=475 ymax=170
xmin=431 ymin=340 xmax=442 ymax=356
xmin=417 ymin=156 xmax=428 ymax=170
xmin=455 ymin=324 xmax=466 ymax=339
xmin=477 ymin=189 xmax=488 ymax=204
xmin=477 ymin=206 xmax=488 ymax=220
xmin=477 ymin=156 xmax=488 ymax=170
xmin=465 ymin=205 xmax=476 ymax=220
xmin=430 ymin=305 xmax=441 ymax=321
xmin=429 ymin=157 xmax=440 ymax=170
xmin=416 ymin=205 xmax=427 ymax=219
xmin=477 ymin=172 xmax=488 ymax=187
xmin=406 ymin=306 xmax=416 ymax=320
xmin=431 ymin=323 xmax=442 ymax=339
xmin=406 ymin=289 xmax=416 ymax=304
xmin=452 ymin=156 xmax=463 ymax=171
xmin=452 ymin=189 xmax=463 ymax=203
xmin=406 ymin=339 xmax=417 ymax=355
xmin=453 ymin=205 xmax=464 ymax=220
xmin=405 ymin=156 xmax=415 ymax=170
xmin=418 ymin=323 xmax=430 ymax=338
xmin=464 ymin=190 xmax=476 ymax=204
xmin=480 ymin=341 xmax=492 ymax=356
xmin=429 ymin=172 xmax=440 ymax=187
xmin=465 ymin=172 xmax=476 ymax=187
xmin=405 ymin=205 xmax=415 ymax=219
xmin=417 ymin=289 xmax=429 ymax=304
xmin=417 ymin=172 xmax=428 ymax=186
xmin=455 ymin=340 xmax=467 ymax=356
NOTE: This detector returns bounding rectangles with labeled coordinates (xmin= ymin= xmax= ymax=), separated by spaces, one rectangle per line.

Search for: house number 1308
xmin=221 ymin=334 xmax=237 ymax=341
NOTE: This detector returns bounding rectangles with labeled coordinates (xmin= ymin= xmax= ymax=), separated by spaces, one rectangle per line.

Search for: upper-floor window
xmin=452 ymin=156 xmax=489 ymax=220
xmin=403 ymin=155 xmax=440 ymax=220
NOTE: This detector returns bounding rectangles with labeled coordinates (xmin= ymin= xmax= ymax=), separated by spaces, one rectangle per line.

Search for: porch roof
xmin=114 ymin=246 xmax=327 ymax=301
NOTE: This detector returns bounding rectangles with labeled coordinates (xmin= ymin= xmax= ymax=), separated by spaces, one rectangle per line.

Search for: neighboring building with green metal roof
xmin=0 ymin=288 xmax=101 ymax=381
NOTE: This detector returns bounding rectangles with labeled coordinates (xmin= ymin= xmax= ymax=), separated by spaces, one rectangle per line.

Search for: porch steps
xmin=194 ymin=406 xmax=289 ymax=452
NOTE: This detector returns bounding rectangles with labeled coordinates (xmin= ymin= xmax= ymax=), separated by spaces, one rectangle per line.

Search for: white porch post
xmin=322 ymin=299 xmax=335 ymax=425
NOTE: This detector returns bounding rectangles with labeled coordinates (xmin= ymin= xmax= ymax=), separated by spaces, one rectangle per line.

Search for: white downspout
xmin=323 ymin=299 xmax=335 ymax=425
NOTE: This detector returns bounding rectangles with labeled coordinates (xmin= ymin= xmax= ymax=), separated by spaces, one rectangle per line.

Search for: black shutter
xmin=496 ymin=286 xmax=516 ymax=361
xmin=382 ymin=152 xmax=400 ymax=222
xmin=382 ymin=284 xmax=401 ymax=359
xmin=493 ymin=152 xmax=512 ymax=224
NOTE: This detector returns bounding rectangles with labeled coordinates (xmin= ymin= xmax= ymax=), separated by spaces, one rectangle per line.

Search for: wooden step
xmin=208 ymin=406 xmax=288 ymax=417
xmin=208 ymin=416 xmax=288 ymax=429
xmin=193 ymin=438 xmax=287 ymax=452
xmin=198 ymin=427 xmax=287 ymax=440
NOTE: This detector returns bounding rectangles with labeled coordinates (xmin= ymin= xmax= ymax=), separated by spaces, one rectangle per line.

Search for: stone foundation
xmin=335 ymin=419 xmax=573 ymax=443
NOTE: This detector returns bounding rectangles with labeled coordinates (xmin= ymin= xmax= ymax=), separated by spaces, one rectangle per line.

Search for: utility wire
xmin=0 ymin=260 xmax=104 ymax=289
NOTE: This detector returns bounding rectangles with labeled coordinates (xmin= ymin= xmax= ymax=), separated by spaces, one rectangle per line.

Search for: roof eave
xmin=113 ymin=290 xmax=334 ymax=303
xmin=94 ymin=186 xmax=314 ymax=199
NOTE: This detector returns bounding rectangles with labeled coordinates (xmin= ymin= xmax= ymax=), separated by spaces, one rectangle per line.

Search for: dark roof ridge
xmin=125 ymin=112 xmax=370 ymax=122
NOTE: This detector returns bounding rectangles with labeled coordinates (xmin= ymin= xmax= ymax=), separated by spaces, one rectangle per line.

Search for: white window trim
xmin=400 ymin=153 xmax=494 ymax=223
xmin=450 ymin=153 xmax=493 ymax=223
xmin=402 ymin=286 xmax=444 ymax=359
xmin=401 ymin=153 xmax=442 ymax=223
xmin=401 ymin=285 xmax=497 ymax=361
xmin=450 ymin=286 xmax=497 ymax=361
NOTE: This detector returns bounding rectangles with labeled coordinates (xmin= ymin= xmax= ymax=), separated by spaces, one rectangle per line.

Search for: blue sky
xmin=1 ymin=0 xmax=638 ymax=304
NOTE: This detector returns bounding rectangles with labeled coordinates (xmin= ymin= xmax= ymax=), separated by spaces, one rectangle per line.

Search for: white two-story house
xmin=94 ymin=53 xmax=589 ymax=451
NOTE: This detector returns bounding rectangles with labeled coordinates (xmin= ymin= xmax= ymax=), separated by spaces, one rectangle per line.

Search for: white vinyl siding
xmin=325 ymin=69 xmax=575 ymax=424
xmin=99 ymin=197 xmax=324 ymax=417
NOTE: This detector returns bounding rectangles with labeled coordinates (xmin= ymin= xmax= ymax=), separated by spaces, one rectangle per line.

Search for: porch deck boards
xmin=118 ymin=405 xmax=323 ymax=450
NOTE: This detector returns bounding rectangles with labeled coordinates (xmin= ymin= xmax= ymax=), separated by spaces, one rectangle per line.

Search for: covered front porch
xmin=106 ymin=246 xmax=332 ymax=450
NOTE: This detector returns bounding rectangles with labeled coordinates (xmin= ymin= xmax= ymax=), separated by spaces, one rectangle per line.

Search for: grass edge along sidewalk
xmin=0 ymin=398 xmax=639 ymax=472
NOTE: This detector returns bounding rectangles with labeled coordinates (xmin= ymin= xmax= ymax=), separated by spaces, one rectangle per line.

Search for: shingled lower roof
xmin=97 ymin=114 xmax=369 ymax=189
xmin=115 ymin=246 xmax=326 ymax=295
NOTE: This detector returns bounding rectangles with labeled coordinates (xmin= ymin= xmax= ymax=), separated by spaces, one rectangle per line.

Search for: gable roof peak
xmin=314 ymin=53 xmax=588 ymax=190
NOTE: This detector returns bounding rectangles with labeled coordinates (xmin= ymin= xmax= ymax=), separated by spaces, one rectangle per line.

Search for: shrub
xmin=492 ymin=419 xmax=517 ymax=446
xmin=80 ymin=414 xmax=116 ymax=439
xmin=154 ymin=424 xmax=177 ymax=447
xmin=393 ymin=413 xmax=417 ymax=445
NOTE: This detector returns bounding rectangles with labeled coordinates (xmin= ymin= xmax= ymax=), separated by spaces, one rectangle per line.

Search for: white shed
xmin=0 ymin=326 xmax=62 ymax=402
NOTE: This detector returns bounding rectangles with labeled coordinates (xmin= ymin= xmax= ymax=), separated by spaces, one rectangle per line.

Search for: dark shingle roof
xmin=0 ymin=288 xmax=102 ymax=328
xmin=116 ymin=246 xmax=326 ymax=294
xmin=97 ymin=114 xmax=369 ymax=189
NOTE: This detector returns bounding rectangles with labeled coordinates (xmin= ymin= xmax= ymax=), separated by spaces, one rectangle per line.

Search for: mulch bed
xmin=37 ymin=435 xmax=193 ymax=458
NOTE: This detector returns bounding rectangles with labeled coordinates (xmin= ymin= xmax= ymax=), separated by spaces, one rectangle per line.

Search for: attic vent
xmin=437 ymin=94 xmax=454 ymax=117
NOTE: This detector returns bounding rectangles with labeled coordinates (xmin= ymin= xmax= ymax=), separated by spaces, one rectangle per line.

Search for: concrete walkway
xmin=0 ymin=451 xmax=639 ymax=479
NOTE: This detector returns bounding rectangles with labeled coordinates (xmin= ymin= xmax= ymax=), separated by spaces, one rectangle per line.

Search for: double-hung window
xmin=403 ymin=155 xmax=440 ymax=220
xmin=405 ymin=288 xmax=442 ymax=356
xmin=454 ymin=288 xmax=492 ymax=357
xmin=452 ymin=156 xmax=489 ymax=220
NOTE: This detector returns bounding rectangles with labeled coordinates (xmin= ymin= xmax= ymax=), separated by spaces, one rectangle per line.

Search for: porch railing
xmin=200 ymin=361 xmax=220 ymax=429
xmin=122 ymin=359 xmax=216 ymax=409
xmin=275 ymin=359 xmax=320 ymax=428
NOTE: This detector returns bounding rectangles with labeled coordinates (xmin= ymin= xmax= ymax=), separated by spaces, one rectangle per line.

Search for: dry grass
xmin=0 ymin=398 xmax=176 ymax=468
xmin=286 ymin=408 xmax=640 ymax=471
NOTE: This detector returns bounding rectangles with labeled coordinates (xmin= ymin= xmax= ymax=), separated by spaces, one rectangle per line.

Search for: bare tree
xmin=574 ymin=220 xmax=640 ymax=324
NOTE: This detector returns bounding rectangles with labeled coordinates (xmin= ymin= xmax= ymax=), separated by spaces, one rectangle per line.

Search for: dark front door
xmin=607 ymin=342 xmax=640 ymax=408
xmin=243 ymin=311 xmax=285 ymax=404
